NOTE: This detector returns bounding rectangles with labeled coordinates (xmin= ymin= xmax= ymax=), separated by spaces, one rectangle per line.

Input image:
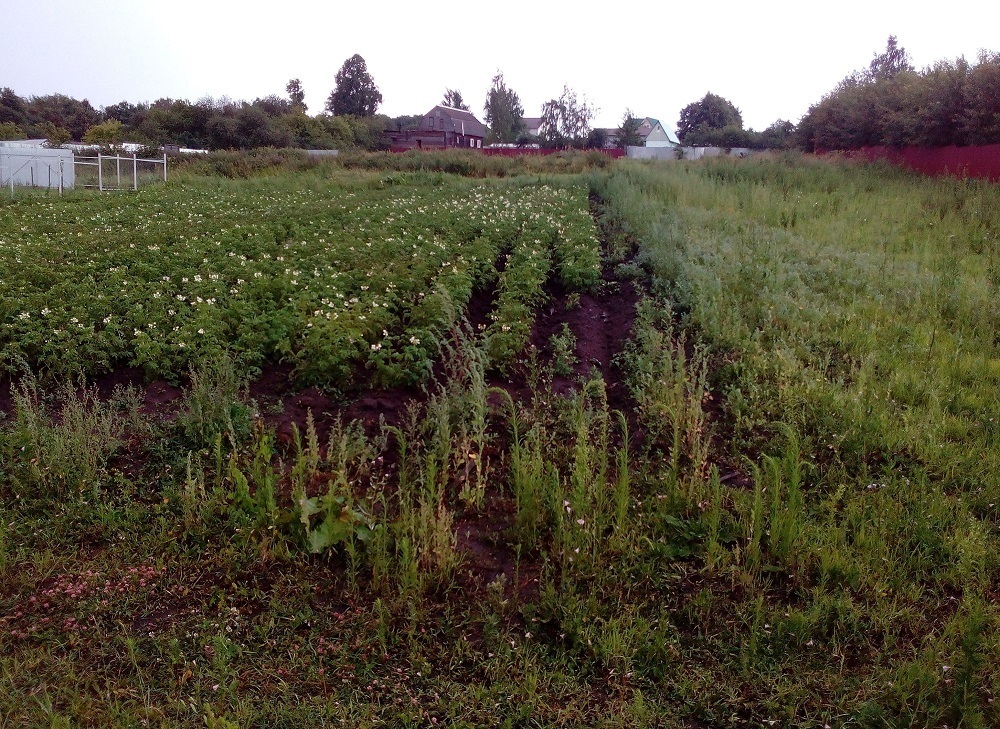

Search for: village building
xmin=636 ymin=117 xmax=680 ymax=148
xmin=386 ymin=105 xmax=487 ymax=150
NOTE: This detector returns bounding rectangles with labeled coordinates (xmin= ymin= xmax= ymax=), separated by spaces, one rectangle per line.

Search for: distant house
xmin=594 ymin=128 xmax=620 ymax=148
xmin=386 ymin=105 xmax=487 ymax=150
xmin=636 ymin=117 xmax=679 ymax=148
xmin=521 ymin=117 xmax=542 ymax=138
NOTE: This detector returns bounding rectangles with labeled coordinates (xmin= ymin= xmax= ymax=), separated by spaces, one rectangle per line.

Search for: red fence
xmin=387 ymin=146 xmax=625 ymax=159
xmin=481 ymin=147 xmax=626 ymax=159
xmin=827 ymin=145 xmax=1000 ymax=183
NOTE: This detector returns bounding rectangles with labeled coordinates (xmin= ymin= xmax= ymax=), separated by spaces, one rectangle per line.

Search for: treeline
xmin=798 ymin=38 xmax=1000 ymax=151
xmin=0 ymin=88 xmax=392 ymax=151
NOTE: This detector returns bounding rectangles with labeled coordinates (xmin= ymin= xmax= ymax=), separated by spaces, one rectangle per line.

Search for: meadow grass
xmin=595 ymin=153 xmax=1000 ymax=726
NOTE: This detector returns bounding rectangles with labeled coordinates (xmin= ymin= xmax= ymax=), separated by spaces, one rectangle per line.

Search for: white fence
xmin=0 ymin=147 xmax=168 ymax=196
xmin=626 ymin=146 xmax=756 ymax=161
xmin=74 ymin=152 xmax=168 ymax=191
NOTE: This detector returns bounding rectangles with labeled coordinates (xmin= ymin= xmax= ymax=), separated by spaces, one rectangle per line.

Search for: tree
xmin=586 ymin=128 xmax=609 ymax=149
xmin=24 ymin=94 xmax=100 ymax=141
xmin=326 ymin=54 xmax=382 ymax=117
xmin=442 ymin=88 xmax=469 ymax=111
xmin=538 ymin=85 xmax=594 ymax=148
xmin=917 ymin=57 xmax=970 ymax=147
xmin=103 ymin=100 xmax=145 ymax=127
xmin=253 ymin=94 xmax=292 ymax=118
xmin=0 ymin=121 xmax=25 ymax=140
xmin=31 ymin=121 xmax=71 ymax=146
xmin=677 ymin=93 xmax=743 ymax=144
xmin=867 ymin=35 xmax=913 ymax=82
xmin=616 ymin=110 xmax=643 ymax=148
xmin=753 ymin=119 xmax=796 ymax=149
xmin=0 ymin=87 xmax=28 ymax=127
xmin=286 ymin=78 xmax=306 ymax=112
xmin=391 ymin=114 xmax=422 ymax=132
xmin=83 ymin=119 xmax=124 ymax=145
xmin=962 ymin=52 xmax=1000 ymax=145
xmin=483 ymin=72 xmax=524 ymax=144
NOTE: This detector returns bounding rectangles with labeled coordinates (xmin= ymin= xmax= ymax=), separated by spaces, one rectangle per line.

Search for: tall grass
xmin=596 ymin=153 xmax=1000 ymax=724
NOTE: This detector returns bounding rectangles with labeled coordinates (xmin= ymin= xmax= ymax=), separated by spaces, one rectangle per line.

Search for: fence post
xmin=133 ymin=153 xmax=138 ymax=191
xmin=116 ymin=154 xmax=121 ymax=189
xmin=59 ymin=159 xmax=64 ymax=196
xmin=163 ymin=153 xmax=167 ymax=183
xmin=98 ymin=152 xmax=103 ymax=192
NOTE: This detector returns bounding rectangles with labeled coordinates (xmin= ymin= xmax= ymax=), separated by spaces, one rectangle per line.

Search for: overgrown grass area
xmin=596 ymin=154 xmax=1000 ymax=726
xmin=1 ymin=154 xmax=998 ymax=726
xmin=169 ymin=147 xmax=616 ymax=180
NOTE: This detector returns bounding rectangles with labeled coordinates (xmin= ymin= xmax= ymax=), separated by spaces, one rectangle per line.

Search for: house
xmin=386 ymin=105 xmax=487 ymax=150
xmin=636 ymin=117 xmax=679 ymax=148
xmin=521 ymin=117 xmax=542 ymax=138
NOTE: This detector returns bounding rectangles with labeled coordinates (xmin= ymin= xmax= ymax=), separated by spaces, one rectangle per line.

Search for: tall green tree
xmin=616 ymin=110 xmax=643 ymax=148
xmin=442 ymin=88 xmax=469 ymax=111
xmin=0 ymin=87 xmax=27 ymax=127
xmin=483 ymin=72 xmax=524 ymax=144
xmin=286 ymin=78 xmax=306 ymax=112
xmin=326 ymin=55 xmax=382 ymax=117
xmin=82 ymin=119 xmax=124 ymax=145
xmin=676 ymin=93 xmax=743 ymax=144
xmin=754 ymin=119 xmax=796 ymax=149
xmin=538 ymin=85 xmax=594 ymax=148
xmin=867 ymin=35 xmax=913 ymax=82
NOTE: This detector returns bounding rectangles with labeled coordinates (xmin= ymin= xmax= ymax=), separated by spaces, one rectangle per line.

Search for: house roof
xmin=638 ymin=117 xmax=680 ymax=145
xmin=522 ymin=117 xmax=542 ymax=128
xmin=426 ymin=105 xmax=487 ymax=138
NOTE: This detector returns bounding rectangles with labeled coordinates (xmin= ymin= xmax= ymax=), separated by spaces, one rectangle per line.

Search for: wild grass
xmin=595 ymin=152 xmax=1000 ymax=725
xmin=172 ymin=147 xmax=615 ymax=180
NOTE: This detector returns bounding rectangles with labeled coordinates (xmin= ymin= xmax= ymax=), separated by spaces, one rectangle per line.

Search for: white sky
xmin=3 ymin=0 xmax=998 ymax=133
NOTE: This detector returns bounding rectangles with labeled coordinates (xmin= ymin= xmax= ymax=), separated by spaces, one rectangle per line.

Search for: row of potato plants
xmin=0 ymin=178 xmax=600 ymax=386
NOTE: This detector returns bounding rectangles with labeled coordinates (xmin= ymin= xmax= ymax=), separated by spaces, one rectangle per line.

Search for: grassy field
xmin=1 ymin=151 xmax=998 ymax=727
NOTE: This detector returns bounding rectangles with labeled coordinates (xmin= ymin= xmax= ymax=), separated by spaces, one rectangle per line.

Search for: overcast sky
xmin=3 ymin=0 xmax=998 ymax=133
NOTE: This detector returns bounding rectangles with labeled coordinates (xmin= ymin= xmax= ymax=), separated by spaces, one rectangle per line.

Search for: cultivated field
xmin=1 ymin=152 xmax=998 ymax=727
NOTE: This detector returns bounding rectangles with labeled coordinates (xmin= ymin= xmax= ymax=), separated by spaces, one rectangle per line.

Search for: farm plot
xmin=0 ymin=177 xmax=600 ymax=385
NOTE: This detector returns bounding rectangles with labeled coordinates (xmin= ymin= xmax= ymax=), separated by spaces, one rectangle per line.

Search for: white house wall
xmin=644 ymin=127 xmax=677 ymax=148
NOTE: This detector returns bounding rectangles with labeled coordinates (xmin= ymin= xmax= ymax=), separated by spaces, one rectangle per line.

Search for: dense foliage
xmin=676 ymin=92 xmax=795 ymax=149
xmin=798 ymin=39 xmax=1000 ymax=150
xmin=0 ymin=86 xmax=390 ymax=151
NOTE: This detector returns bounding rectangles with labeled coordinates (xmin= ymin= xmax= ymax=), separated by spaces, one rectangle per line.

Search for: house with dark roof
xmin=386 ymin=105 xmax=487 ymax=150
